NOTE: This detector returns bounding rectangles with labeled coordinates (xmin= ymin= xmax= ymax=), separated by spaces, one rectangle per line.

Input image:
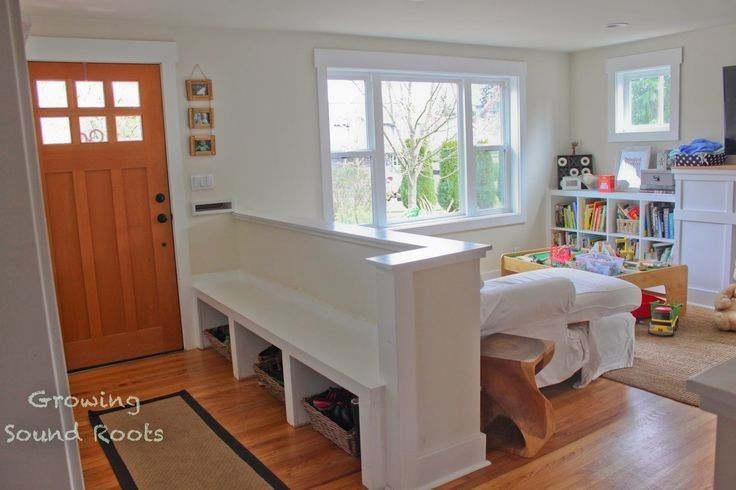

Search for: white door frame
xmin=25 ymin=36 xmax=197 ymax=350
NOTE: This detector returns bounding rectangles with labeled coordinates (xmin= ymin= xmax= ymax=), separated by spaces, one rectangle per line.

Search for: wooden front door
xmin=29 ymin=62 xmax=183 ymax=370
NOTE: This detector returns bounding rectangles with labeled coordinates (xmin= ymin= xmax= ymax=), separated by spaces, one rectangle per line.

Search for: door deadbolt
xmin=155 ymin=193 xmax=166 ymax=203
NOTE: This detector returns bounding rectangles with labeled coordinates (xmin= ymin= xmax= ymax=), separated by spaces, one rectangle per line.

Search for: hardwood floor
xmin=68 ymin=349 xmax=716 ymax=489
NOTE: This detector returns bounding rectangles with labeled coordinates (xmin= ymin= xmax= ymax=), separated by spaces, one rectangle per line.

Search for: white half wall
xmin=27 ymin=16 xmax=571 ymax=277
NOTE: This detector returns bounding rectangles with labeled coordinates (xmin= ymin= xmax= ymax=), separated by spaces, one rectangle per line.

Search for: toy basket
xmin=302 ymin=396 xmax=360 ymax=457
xmin=616 ymin=219 xmax=639 ymax=235
xmin=672 ymin=153 xmax=726 ymax=167
xmin=203 ymin=326 xmax=231 ymax=361
xmin=253 ymin=359 xmax=285 ymax=402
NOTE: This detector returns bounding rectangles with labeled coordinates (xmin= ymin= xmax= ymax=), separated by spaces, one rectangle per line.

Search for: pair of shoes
xmin=310 ymin=388 xmax=357 ymax=431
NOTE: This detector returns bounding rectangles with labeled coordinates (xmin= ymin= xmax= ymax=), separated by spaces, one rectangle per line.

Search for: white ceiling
xmin=20 ymin=0 xmax=736 ymax=52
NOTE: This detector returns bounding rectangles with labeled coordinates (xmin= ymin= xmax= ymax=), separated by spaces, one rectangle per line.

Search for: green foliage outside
xmin=398 ymin=141 xmax=436 ymax=209
xmin=477 ymin=150 xmax=503 ymax=210
xmin=332 ymin=158 xmax=372 ymax=225
xmin=437 ymin=140 xmax=460 ymax=212
xmin=631 ymin=75 xmax=671 ymax=125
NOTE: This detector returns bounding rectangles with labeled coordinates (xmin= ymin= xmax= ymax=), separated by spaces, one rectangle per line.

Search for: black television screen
xmin=726 ymin=65 xmax=736 ymax=155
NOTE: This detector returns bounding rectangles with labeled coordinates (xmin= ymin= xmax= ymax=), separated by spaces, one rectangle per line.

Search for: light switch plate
xmin=190 ymin=174 xmax=214 ymax=191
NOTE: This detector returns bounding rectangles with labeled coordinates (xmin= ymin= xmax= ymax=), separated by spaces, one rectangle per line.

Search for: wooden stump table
xmin=480 ymin=333 xmax=556 ymax=458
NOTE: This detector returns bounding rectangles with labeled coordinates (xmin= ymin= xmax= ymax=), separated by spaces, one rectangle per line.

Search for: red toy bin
xmin=632 ymin=292 xmax=666 ymax=322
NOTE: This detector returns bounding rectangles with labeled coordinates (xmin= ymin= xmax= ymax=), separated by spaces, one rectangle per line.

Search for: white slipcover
xmin=481 ymin=268 xmax=641 ymax=387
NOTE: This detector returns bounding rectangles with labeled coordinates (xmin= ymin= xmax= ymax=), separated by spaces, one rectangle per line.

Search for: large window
xmin=607 ymin=48 xmax=681 ymax=142
xmin=316 ymin=50 xmax=525 ymax=231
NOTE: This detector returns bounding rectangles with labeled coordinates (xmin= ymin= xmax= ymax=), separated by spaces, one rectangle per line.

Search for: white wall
xmin=0 ymin=1 xmax=81 ymax=488
xmin=572 ymin=22 xmax=736 ymax=174
xmin=28 ymin=17 xmax=571 ymax=275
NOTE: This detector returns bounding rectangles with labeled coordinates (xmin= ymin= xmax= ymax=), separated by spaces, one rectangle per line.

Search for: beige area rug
xmin=603 ymin=306 xmax=736 ymax=406
xmin=89 ymin=391 xmax=287 ymax=489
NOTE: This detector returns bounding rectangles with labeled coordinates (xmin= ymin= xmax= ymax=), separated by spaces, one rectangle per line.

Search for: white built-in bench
xmin=192 ymin=270 xmax=386 ymax=489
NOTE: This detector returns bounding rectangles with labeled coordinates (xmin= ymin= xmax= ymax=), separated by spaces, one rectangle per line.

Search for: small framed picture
xmin=186 ymin=79 xmax=213 ymax=100
xmin=190 ymin=135 xmax=216 ymax=156
xmin=188 ymin=107 xmax=214 ymax=129
xmin=616 ymin=146 xmax=651 ymax=190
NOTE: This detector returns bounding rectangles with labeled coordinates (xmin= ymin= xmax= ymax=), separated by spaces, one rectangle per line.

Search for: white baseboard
xmin=416 ymin=432 xmax=489 ymax=490
xmin=688 ymin=287 xmax=716 ymax=309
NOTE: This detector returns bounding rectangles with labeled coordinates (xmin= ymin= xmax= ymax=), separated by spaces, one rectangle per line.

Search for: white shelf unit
xmin=549 ymin=190 xmax=677 ymax=261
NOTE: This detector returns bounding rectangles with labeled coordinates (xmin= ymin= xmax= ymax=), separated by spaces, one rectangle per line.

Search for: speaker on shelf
xmin=557 ymin=154 xmax=593 ymax=189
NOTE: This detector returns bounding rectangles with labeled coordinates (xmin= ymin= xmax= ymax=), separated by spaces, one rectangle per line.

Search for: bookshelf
xmin=549 ymin=189 xmax=677 ymax=262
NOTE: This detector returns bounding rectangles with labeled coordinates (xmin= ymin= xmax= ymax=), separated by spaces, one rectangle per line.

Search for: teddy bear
xmin=714 ymin=283 xmax=736 ymax=332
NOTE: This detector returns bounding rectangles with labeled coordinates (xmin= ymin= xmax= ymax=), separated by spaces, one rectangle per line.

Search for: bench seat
xmin=191 ymin=270 xmax=386 ymax=489
xmin=192 ymin=271 xmax=383 ymax=391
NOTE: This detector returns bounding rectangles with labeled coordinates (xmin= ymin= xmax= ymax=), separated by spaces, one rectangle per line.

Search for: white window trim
xmin=606 ymin=47 xmax=682 ymax=142
xmin=315 ymin=49 xmax=527 ymax=234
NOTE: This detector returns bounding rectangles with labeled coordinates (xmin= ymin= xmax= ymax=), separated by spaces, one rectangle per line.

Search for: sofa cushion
xmin=492 ymin=268 xmax=641 ymax=323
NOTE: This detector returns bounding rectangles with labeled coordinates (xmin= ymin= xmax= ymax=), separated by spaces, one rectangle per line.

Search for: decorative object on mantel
xmin=713 ymin=262 xmax=736 ymax=332
xmin=581 ymin=173 xmax=598 ymax=190
xmin=556 ymin=144 xmax=594 ymax=189
xmin=615 ymin=146 xmax=651 ymax=190
xmin=670 ymin=138 xmax=726 ymax=167
xmin=597 ymin=174 xmax=615 ymax=192
xmin=186 ymin=64 xmax=215 ymax=156
xmin=560 ymin=175 xmax=582 ymax=190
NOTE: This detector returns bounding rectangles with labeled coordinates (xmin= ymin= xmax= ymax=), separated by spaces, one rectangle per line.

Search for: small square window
xmin=76 ymin=81 xmax=105 ymax=108
xmin=36 ymin=81 xmax=68 ymax=108
xmin=112 ymin=81 xmax=140 ymax=107
xmin=40 ymin=117 xmax=72 ymax=144
xmin=79 ymin=116 xmax=108 ymax=143
xmin=607 ymin=48 xmax=681 ymax=142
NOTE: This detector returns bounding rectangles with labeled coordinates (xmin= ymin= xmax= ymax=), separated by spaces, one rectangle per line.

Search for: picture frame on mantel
xmin=616 ymin=146 xmax=651 ymax=190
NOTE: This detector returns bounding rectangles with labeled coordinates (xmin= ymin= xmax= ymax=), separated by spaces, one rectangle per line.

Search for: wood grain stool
xmin=480 ymin=333 xmax=556 ymax=458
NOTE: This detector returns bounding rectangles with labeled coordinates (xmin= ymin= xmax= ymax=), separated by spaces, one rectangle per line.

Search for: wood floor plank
xmin=69 ymin=349 xmax=716 ymax=489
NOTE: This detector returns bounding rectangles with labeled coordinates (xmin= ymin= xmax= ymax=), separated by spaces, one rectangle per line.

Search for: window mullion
xmin=463 ymin=80 xmax=477 ymax=217
xmin=370 ymin=76 xmax=387 ymax=227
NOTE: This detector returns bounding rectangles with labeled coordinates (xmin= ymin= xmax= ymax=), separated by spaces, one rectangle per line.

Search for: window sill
xmin=380 ymin=211 xmax=526 ymax=236
xmin=609 ymin=128 xmax=679 ymax=143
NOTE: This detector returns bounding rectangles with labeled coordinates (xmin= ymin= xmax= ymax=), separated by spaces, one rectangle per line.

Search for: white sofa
xmin=481 ymin=268 xmax=642 ymax=387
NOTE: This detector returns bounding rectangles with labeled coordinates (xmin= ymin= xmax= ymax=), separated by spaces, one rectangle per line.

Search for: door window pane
xmin=328 ymin=79 xmax=368 ymax=152
xmin=115 ymin=115 xmax=143 ymax=141
xmin=79 ymin=116 xmax=108 ymax=143
xmin=112 ymin=81 xmax=140 ymax=107
xmin=36 ymin=81 xmax=68 ymax=108
xmin=471 ymin=83 xmax=504 ymax=145
xmin=332 ymin=157 xmax=373 ymax=225
xmin=76 ymin=81 xmax=105 ymax=108
xmin=40 ymin=117 xmax=72 ymax=144
xmin=382 ymin=80 xmax=459 ymax=223
xmin=476 ymin=149 xmax=505 ymax=210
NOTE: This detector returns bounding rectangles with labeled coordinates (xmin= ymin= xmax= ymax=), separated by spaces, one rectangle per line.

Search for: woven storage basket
xmin=204 ymin=327 xmax=231 ymax=362
xmin=253 ymin=361 xmax=285 ymax=402
xmin=616 ymin=219 xmax=639 ymax=235
xmin=302 ymin=398 xmax=360 ymax=457
xmin=673 ymin=153 xmax=726 ymax=167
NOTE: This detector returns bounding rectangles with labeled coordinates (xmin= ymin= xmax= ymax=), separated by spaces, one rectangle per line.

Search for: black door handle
xmin=157 ymin=213 xmax=168 ymax=223
xmin=155 ymin=193 xmax=166 ymax=203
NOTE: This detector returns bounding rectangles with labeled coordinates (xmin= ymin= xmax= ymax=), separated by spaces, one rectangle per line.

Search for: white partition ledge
xmin=233 ymin=212 xmax=492 ymax=270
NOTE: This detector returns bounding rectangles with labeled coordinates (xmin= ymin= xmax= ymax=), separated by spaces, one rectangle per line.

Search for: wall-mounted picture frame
xmin=616 ymin=146 xmax=651 ymax=190
xmin=190 ymin=135 xmax=216 ymax=156
xmin=186 ymin=79 xmax=213 ymax=100
xmin=188 ymin=107 xmax=214 ymax=129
